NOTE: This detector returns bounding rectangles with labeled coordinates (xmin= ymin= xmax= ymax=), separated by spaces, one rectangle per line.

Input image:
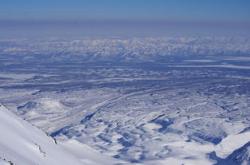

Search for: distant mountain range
xmin=1 ymin=37 xmax=249 ymax=62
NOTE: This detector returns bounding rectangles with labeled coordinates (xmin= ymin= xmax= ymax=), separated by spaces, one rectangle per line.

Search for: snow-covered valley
xmin=0 ymin=37 xmax=250 ymax=165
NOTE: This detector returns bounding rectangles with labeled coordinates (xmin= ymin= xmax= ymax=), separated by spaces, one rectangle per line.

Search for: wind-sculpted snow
xmin=0 ymin=37 xmax=250 ymax=164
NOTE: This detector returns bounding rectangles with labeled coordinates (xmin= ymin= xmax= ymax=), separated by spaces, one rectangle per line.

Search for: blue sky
xmin=0 ymin=0 xmax=249 ymax=38
xmin=0 ymin=0 xmax=250 ymax=22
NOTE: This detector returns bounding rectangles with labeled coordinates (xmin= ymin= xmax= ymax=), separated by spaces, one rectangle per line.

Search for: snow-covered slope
xmin=0 ymin=103 xmax=119 ymax=165
xmin=0 ymin=103 xmax=84 ymax=165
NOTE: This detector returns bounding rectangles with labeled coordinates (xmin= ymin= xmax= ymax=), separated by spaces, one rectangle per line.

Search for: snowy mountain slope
xmin=143 ymin=131 xmax=250 ymax=165
xmin=0 ymin=103 xmax=83 ymax=165
xmin=60 ymin=139 xmax=125 ymax=165
xmin=215 ymin=142 xmax=250 ymax=165
xmin=0 ymin=103 xmax=119 ymax=165
xmin=215 ymin=132 xmax=250 ymax=159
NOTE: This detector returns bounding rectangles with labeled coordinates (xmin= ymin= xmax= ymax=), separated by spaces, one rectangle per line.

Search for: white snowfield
xmin=145 ymin=131 xmax=250 ymax=165
xmin=0 ymin=104 xmax=118 ymax=165
xmin=1 ymin=99 xmax=250 ymax=165
xmin=215 ymin=131 xmax=250 ymax=159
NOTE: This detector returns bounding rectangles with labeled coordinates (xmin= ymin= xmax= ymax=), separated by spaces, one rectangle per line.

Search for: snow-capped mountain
xmin=0 ymin=37 xmax=250 ymax=62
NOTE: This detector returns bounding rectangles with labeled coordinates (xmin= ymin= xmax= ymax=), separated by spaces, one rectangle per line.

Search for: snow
xmin=0 ymin=103 xmax=117 ymax=165
xmin=0 ymin=37 xmax=250 ymax=60
xmin=145 ymin=131 xmax=250 ymax=165
xmin=173 ymin=64 xmax=250 ymax=70
xmin=146 ymin=157 xmax=215 ymax=165
xmin=0 ymin=36 xmax=250 ymax=164
xmin=60 ymin=139 xmax=122 ymax=165
xmin=215 ymin=132 xmax=250 ymax=159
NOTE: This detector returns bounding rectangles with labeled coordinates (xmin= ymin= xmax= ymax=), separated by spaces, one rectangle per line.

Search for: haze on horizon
xmin=0 ymin=0 xmax=250 ymax=38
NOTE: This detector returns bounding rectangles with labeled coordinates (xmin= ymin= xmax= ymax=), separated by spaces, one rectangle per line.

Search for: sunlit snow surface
xmin=0 ymin=104 xmax=120 ymax=165
xmin=0 ymin=37 xmax=250 ymax=164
